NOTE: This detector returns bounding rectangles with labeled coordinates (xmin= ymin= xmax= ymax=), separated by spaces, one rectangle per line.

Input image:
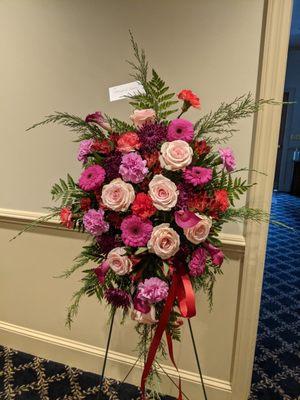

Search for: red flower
xmin=60 ymin=207 xmax=73 ymax=229
xmin=131 ymin=193 xmax=156 ymax=219
xmin=178 ymin=89 xmax=201 ymax=109
xmin=188 ymin=192 xmax=210 ymax=213
xmin=91 ymin=139 xmax=112 ymax=154
xmin=211 ymin=189 xmax=230 ymax=214
xmin=80 ymin=197 xmax=92 ymax=212
xmin=143 ymin=151 xmax=160 ymax=168
xmin=117 ymin=132 xmax=141 ymax=153
xmin=194 ymin=140 xmax=211 ymax=156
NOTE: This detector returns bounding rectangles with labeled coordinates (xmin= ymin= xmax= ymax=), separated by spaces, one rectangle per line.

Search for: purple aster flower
xmin=78 ymin=165 xmax=106 ymax=191
xmin=119 ymin=152 xmax=148 ymax=184
xmin=219 ymin=147 xmax=236 ymax=172
xmin=167 ymin=119 xmax=194 ymax=142
xmin=104 ymin=288 xmax=131 ymax=309
xmin=103 ymin=152 xmax=122 ymax=182
xmin=77 ymin=139 xmax=94 ymax=163
xmin=189 ymin=248 xmax=207 ymax=277
xmin=120 ymin=215 xmax=153 ymax=247
xmin=184 ymin=167 xmax=213 ymax=186
xmin=138 ymin=122 xmax=167 ymax=151
xmin=137 ymin=278 xmax=169 ymax=303
xmin=83 ymin=208 xmax=109 ymax=236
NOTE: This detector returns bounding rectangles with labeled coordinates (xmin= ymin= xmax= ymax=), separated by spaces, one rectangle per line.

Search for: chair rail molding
xmin=231 ymin=1 xmax=293 ymax=399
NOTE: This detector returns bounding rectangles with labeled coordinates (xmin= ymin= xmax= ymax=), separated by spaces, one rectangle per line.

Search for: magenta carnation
xmin=137 ymin=278 xmax=169 ymax=303
xmin=119 ymin=152 xmax=148 ymax=184
xmin=167 ymin=119 xmax=194 ymax=142
xmin=189 ymin=248 xmax=207 ymax=277
xmin=184 ymin=167 xmax=212 ymax=186
xmin=77 ymin=139 xmax=94 ymax=163
xmin=120 ymin=215 xmax=153 ymax=247
xmin=83 ymin=208 xmax=109 ymax=236
xmin=78 ymin=165 xmax=105 ymax=191
xmin=219 ymin=147 xmax=236 ymax=172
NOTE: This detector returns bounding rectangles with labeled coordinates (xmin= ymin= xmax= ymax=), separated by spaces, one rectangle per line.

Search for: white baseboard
xmin=0 ymin=320 xmax=232 ymax=398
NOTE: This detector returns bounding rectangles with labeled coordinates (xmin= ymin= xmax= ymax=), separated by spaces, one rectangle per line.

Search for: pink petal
xmin=175 ymin=210 xmax=200 ymax=228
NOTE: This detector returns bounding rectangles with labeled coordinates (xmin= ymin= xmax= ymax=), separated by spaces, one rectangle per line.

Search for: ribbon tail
xmin=166 ymin=332 xmax=183 ymax=400
xmin=177 ymin=265 xmax=196 ymax=319
xmin=140 ymin=272 xmax=179 ymax=399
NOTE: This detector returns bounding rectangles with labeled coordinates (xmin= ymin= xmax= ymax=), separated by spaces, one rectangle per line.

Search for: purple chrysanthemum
xmin=138 ymin=122 xmax=167 ymax=151
xmin=167 ymin=119 xmax=194 ymax=142
xmin=119 ymin=152 xmax=148 ymax=184
xmin=77 ymin=139 xmax=94 ymax=163
xmin=96 ymin=233 xmax=119 ymax=254
xmin=176 ymin=183 xmax=191 ymax=210
xmin=184 ymin=167 xmax=213 ymax=186
xmin=120 ymin=215 xmax=153 ymax=247
xmin=189 ymin=248 xmax=207 ymax=277
xmin=104 ymin=288 xmax=131 ymax=309
xmin=103 ymin=152 xmax=122 ymax=182
xmin=137 ymin=278 xmax=169 ymax=303
xmin=78 ymin=165 xmax=105 ymax=191
xmin=83 ymin=208 xmax=109 ymax=236
xmin=219 ymin=148 xmax=236 ymax=172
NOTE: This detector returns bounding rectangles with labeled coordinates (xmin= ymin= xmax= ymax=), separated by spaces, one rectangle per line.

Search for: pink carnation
xmin=78 ymin=165 xmax=105 ymax=191
xmin=137 ymin=278 xmax=169 ymax=303
xmin=77 ymin=139 xmax=94 ymax=163
xmin=189 ymin=248 xmax=207 ymax=277
xmin=120 ymin=215 xmax=153 ymax=247
xmin=83 ymin=208 xmax=109 ymax=236
xmin=167 ymin=118 xmax=194 ymax=142
xmin=184 ymin=167 xmax=212 ymax=186
xmin=119 ymin=152 xmax=148 ymax=184
xmin=219 ymin=148 xmax=236 ymax=172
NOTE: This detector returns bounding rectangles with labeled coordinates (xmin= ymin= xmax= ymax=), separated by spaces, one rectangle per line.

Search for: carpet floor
xmin=250 ymin=193 xmax=300 ymax=400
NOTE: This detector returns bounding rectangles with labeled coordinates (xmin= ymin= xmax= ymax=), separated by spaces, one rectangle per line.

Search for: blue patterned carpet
xmin=250 ymin=193 xmax=300 ymax=400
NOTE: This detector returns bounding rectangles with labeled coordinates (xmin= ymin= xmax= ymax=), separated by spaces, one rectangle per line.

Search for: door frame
xmin=231 ymin=1 xmax=293 ymax=399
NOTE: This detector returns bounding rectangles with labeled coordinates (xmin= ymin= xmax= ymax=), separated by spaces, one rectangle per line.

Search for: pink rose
xmin=148 ymin=174 xmax=178 ymax=211
xmin=147 ymin=223 xmax=180 ymax=260
xmin=131 ymin=305 xmax=158 ymax=325
xmin=101 ymin=178 xmax=135 ymax=212
xmin=159 ymin=140 xmax=193 ymax=171
xmin=130 ymin=109 xmax=156 ymax=128
xmin=184 ymin=214 xmax=212 ymax=244
xmin=107 ymin=247 xmax=133 ymax=275
xmin=117 ymin=132 xmax=141 ymax=153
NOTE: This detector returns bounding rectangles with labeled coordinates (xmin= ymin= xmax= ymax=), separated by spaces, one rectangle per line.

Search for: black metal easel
xmin=96 ymin=314 xmax=208 ymax=400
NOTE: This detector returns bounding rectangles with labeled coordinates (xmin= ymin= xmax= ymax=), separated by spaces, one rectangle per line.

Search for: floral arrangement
xmin=23 ymin=35 xmax=273 ymax=398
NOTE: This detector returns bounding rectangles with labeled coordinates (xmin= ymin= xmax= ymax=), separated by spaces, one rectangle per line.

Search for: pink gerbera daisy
xmin=120 ymin=215 xmax=153 ymax=247
xmin=78 ymin=165 xmax=105 ymax=191
xmin=184 ymin=166 xmax=212 ymax=186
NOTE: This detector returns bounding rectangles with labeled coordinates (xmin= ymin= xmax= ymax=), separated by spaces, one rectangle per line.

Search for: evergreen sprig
xmin=26 ymin=112 xmax=106 ymax=141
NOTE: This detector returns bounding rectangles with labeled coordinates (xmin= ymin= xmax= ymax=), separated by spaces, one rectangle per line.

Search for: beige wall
xmin=0 ymin=1 xmax=266 ymax=399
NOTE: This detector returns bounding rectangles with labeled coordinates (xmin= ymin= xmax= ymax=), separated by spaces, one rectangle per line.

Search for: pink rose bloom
xmin=131 ymin=305 xmax=158 ymax=325
xmin=148 ymin=174 xmax=178 ymax=211
xmin=119 ymin=152 xmax=148 ymax=184
xmin=204 ymin=242 xmax=224 ymax=266
xmin=147 ymin=223 xmax=180 ymax=260
xmin=117 ymin=132 xmax=141 ymax=153
xmin=219 ymin=147 xmax=236 ymax=172
xmin=78 ymin=165 xmax=105 ymax=191
xmin=167 ymin=119 xmax=194 ymax=142
xmin=130 ymin=109 xmax=156 ymax=128
xmin=101 ymin=178 xmax=135 ymax=212
xmin=159 ymin=140 xmax=193 ymax=171
xmin=120 ymin=215 xmax=153 ymax=247
xmin=184 ymin=167 xmax=213 ymax=186
xmin=189 ymin=248 xmax=207 ymax=277
xmin=184 ymin=214 xmax=212 ymax=244
xmin=175 ymin=210 xmax=200 ymax=228
xmin=107 ymin=247 xmax=133 ymax=275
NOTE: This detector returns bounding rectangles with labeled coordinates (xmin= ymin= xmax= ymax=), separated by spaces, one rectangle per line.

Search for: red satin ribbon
xmin=140 ymin=264 xmax=196 ymax=400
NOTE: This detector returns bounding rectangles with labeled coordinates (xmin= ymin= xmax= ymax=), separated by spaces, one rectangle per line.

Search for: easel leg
xmin=188 ymin=319 xmax=208 ymax=400
xmin=96 ymin=309 xmax=116 ymax=400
